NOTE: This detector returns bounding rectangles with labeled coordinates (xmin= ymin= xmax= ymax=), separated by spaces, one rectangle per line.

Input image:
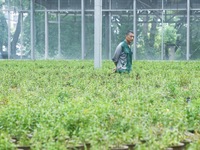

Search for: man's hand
xmin=113 ymin=68 xmax=117 ymax=73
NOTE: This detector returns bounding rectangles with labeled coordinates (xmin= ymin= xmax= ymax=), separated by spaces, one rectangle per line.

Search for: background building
xmin=0 ymin=0 xmax=200 ymax=61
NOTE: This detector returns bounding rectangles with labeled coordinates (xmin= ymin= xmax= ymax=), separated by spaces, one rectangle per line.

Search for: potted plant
xmin=109 ymin=133 xmax=129 ymax=150
xmin=164 ymin=25 xmax=177 ymax=46
xmin=16 ymin=135 xmax=31 ymax=150
xmin=163 ymin=25 xmax=178 ymax=60
xmin=0 ymin=133 xmax=15 ymax=150
xmin=163 ymin=129 xmax=185 ymax=150
xmin=66 ymin=137 xmax=85 ymax=150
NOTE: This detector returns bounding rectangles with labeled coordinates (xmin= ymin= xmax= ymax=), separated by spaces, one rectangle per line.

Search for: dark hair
xmin=126 ymin=30 xmax=134 ymax=35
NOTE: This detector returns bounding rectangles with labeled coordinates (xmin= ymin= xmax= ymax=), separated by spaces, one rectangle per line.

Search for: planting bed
xmin=0 ymin=60 xmax=200 ymax=149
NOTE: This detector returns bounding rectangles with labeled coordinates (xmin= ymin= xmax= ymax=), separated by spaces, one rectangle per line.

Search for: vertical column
xmin=105 ymin=0 xmax=111 ymax=60
xmin=30 ymin=0 xmax=35 ymax=59
xmin=94 ymin=0 xmax=102 ymax=68
xmin=19 ymin=0 xmax=23 ymax=59
xmin=186 ymin=0 xmax=190 ymax=60
xmin=58 ymin=0 xmax=61 ymax=58
xmin=45 ymin=7 xmax=48 ymax=59
xmin=81 ymin=0 xmax=85 ymax=59
xmin=133 ymin=0 xmax=136 ymax=60
xmin=161 ymin=0 xmax=164 ymax=60
xmin=20 ymin=13 xmax=23 ymax=59
xmin=108 ymin=0 xmax=111 ymax=60
xmin=105 ymin=13 xmax=109 ymax=59
xmin=7 ymin=0 xmax=11 ymax=59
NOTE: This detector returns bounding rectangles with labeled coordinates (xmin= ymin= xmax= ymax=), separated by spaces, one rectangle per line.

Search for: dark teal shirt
xmin=112 ymin=40 xmax=133 ymax=73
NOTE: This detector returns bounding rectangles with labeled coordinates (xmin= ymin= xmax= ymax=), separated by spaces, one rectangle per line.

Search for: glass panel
xmin=61 ymin=0 xmax=81 ymax=10
xmin=163 ymin=10 xmax=187 ymax=60
xmin=9 ymin=0 xmax=30 ymax=11
xmin=34 ymin=0 xmax=45 ymax=10
xmin=102 ymin=11 xmax=110 ymax=59
xmin=60 ymin=12 xmax=81 ymax=59
xmin=48 ymin=12 xmax=58 ymax=58
xmin=48 ymin=12 xmax=82 ymax=59
xmin=0 ymin=2 xmax=31 ymax=59
xmin=0 ymin=10 xmax=8 ymax=59
xmin=111 ymin=0 xmax=133 ymax=9
xmin=137 ymin=10 xmax=162 ymax=60
xmin=85 ymin=0 xmax=94 ymax=10
xmin=190 ymin=11 xmax=200 ymax=60
xmin=0 ymin=1 xmax=6 ymax=10
xmin=85 ymin=12 xmax=94 ymax=59
xmin=191 ymin=0 xmax=200 ymax=9
xmin=16 ymin=12 xmax=31 ymax=59
xmin=110 ymin=11 xmax=134 ymax=58
xmin=45 ymin=1 xmax=58 ymax=10
xmin=1 ymin=0 xmax=197 ymax=60
xmin=1 ymin=10 xmax=31 ymax=59
xmin=103 ymin=0 xmax=109 ymax=9
xmin=164 ymin=0 xmax=186 ymax=9
xmin=136 ymin=0 xmax=162 ymax=9
xmin=35 ymin=12 xmax=45 ymax=59
xmin=21 ymin=0 xmax=30 ymax=10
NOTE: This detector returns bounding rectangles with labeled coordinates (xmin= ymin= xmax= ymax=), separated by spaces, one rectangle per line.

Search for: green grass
xmin=0 ymin=60 xmax=200 ymax=149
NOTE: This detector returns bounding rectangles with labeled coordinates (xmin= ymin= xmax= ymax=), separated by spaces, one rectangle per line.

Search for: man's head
xmin=125 ymin=30 xmax=134 ymax=44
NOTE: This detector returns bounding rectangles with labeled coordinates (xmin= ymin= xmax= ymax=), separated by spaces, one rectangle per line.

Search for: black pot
xmin=165 ymin=148 xmax=173 ymax=150
xmin=181 ymin=139 xmax=192 ymax=148
xmin=85 ymin=142 xmax=91 ymax=150
xmin=187 ymin=129 xmax=195 ymax=133
xmin=11 ymin=137 xmax=18 ymax=144
xmin=170 ymin=142 xmax=185 ymax=150
xmin=126 ymin=143 xmax=136 ymax=150
xmin=110 ymin=145 xmax=129 ymax=150
xmin=67 ymin=144 xmax=84 ymax=150
xmin=17 ymin=146 xmax=31 ymax=150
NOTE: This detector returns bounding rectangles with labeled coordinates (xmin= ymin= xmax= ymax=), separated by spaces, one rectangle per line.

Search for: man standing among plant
xmin=112 ymin=30 xmax=134 ymax=73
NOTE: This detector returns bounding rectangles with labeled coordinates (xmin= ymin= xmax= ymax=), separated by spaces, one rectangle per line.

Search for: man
xmin=112 ymin=30 xmax=134 ymax=73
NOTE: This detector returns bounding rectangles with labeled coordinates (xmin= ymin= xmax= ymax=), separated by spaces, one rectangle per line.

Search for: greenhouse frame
xmin=0 ymin=0 xmax=200 ymax=64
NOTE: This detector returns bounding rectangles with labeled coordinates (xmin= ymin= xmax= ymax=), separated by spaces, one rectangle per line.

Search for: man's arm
xmin=112 ymin=43 xmax=122 ymax=65
xmin=112 ymin=43 xmax=122 ymax=72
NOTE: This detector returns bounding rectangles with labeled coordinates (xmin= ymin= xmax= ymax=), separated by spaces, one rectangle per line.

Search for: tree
xmin=136 ymin=10 xmax=161 ymax=60
xmin=10 ymin=13 xmax=21 ymax=58
xmin=0 ymin=4 xmax=8 ymax=56
xmin=0 ymin=0 xmax=30 ymax=58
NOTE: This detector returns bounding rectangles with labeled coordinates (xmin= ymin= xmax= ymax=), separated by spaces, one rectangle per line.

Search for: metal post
xmin=133 ymin=0 xmax=137 ymax=60
xmin=20 ymin=13 xmax=23 ymax=59
xmin=105 ymin=13 xmax=109 ymax=59
xmin=30 ymin=0 xmax=35 ymax=59
xmin=108 ymin=0 xmax=111 ymax=60
xmin=7 ymin=0 xmax=11 ymax=59
xmin=45 ymin=8 xmax=48 ymax=59
xmin=19 ymin=0 xmax=23 ymax=59
xmin=104 ymin=0 xmax=111 ymax=60
xmin=186 ymin=0 xmax=190 ymax=60
xmin=58 ymin=0 xmax=61 ymax=58
xmin=94 ymin=0 xmax=102 ymax=68
xmin=161 ymin=0 xmax=164 ymax=60
xmin=81 ymin=0 xmax=85 ymax=59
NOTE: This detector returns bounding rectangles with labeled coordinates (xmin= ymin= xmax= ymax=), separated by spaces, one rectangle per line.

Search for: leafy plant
xmin=164 ymin=25 xmax=177 ymax=45
xmin=0 ymin=60 xmax=200 ymax=149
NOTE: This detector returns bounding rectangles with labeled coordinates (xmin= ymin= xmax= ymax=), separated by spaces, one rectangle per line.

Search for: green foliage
xmin=163 ymin=25 xmax=177 ymax=45
xmin=0 ymin=60 xmax=200 ymax=149
xmin=0 ymin=133 xmax=15 ymax=150
xmin=0 ymin=11 xmax=8 ymax=47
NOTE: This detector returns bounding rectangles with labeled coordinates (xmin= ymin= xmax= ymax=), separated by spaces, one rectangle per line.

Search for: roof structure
xmin=35 ymin=0 xmax=81 ymax=10
xmin=34 ymin=0 xmax=200 ymax=10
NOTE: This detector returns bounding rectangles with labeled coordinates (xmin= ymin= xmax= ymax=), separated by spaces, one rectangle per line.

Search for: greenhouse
xmin=0 ymin=0 xmax=200 ymax=62
xmin=1 ymin=1 xmax=200 ymax=150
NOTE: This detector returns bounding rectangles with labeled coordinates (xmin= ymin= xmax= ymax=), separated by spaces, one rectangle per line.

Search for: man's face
xmin=126 ymin=33 xmax=134 ymax=43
